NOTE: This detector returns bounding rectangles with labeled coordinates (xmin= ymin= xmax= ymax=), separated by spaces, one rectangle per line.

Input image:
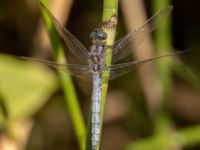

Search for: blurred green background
xmin=0 ymin=0 xmax=200 ymax=150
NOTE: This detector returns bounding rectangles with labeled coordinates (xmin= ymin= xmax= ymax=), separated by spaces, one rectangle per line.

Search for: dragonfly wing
xmin=19 ymin=56 xmax=92 ymax=81
xmin=109 ymin=51 xmax=182 ymax=80
xmin=40 ymin=2 xmax=90 ymax=64
xmin=112 ymin=6 xmax=173 ymax=63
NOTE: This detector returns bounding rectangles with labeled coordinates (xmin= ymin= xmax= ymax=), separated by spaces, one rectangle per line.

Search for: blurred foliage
xmin=0 ymin=54 xmax=57 ymax=126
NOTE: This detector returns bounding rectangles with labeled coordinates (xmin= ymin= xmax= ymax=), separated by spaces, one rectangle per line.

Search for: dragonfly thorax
xmin=89 ymin=30 xmax=107 ymax=73
xmin=91 ymin=63 xmax=107 ymax=73
xmin=89 ymin=48 xmax=107 ymax=73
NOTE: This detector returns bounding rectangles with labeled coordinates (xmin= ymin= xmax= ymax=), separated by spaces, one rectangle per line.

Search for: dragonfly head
xmin=89 ymin=28 xmax=107 ymax=41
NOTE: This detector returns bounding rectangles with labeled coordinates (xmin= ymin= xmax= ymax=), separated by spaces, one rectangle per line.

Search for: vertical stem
xmin=152 ymin=0 xmax=173 ymax=133
xmin=39 ymin=0 xmax=86 ymax=149
xmin=101 ymin=0 xmax=119 ymax=145
xmin=152 ymin=0 xmax=172 ymax=51
xmin=152 ymin=0 xmax=172 ymax=97
xmin=101 ymin=0 xmax=118 ymax=122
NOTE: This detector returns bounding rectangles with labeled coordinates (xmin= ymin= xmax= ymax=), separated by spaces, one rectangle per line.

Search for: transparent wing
xmin=109 ymin=51 xmax=182 ymax=80
xmin=19 ymin=56 xmax=92 ymax=81
xmin=112 ymin=6 xmax=173 ymax=63
xmin=40 ymin=2 xmax=90 ymax=64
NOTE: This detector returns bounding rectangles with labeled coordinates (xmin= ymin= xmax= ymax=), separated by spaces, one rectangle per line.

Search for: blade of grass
xmin=152 ymin=0 xmax=173 ymax=98
xmin=39 ymin=0 xmax=86 ymax=149
xmin=151 ymin=0 xmax=174 ymax=135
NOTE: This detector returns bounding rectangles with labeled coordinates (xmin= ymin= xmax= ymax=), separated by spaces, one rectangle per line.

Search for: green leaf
xmin=0 ymin=54 xmax=58 ymax=126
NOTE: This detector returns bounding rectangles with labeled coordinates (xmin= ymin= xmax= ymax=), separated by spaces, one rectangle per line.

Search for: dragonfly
xmin=21 ymin=3 xmax=178 ymax=150
xmin=24 ymin=3 xmax=176 ymax=81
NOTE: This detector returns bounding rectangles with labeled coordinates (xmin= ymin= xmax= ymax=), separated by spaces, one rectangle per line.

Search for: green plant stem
xmin=152 ymin=0 xmax=174 ymax=134
xmin=39 ymin=0 xmax=86 ymax=149
xmin=100 ymin=0 xmax=119 ymax=149
xmin=101 ymin=0 xmax=118 ymax=123
xmin=152 ymin=0 xmax=172 ymax=51
xmin=152 ymin=0 xmax=173 ymax=101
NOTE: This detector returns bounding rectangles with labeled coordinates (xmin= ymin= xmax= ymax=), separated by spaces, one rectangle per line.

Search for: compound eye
xmin=97 ymin=31 xmax=107 ymax=40
xmin=89 ymin=31 xmax=97 ymax=39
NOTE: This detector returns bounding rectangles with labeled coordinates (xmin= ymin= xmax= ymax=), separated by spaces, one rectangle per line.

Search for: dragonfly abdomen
xmin=91 ymin=73 xmax=102 ymax=150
